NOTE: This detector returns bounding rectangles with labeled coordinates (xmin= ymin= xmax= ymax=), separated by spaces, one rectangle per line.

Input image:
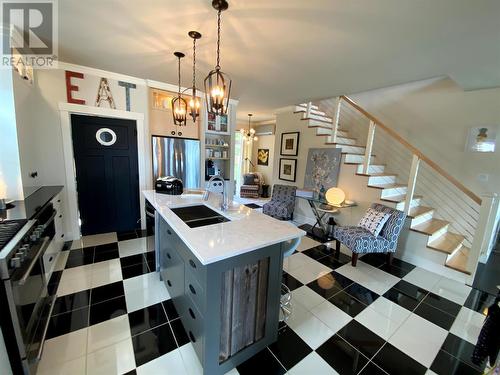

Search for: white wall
xmin=349 ymin=77 xmax=500 ymax=195
xmin=252 ymin=133 xmax=275 ymax=186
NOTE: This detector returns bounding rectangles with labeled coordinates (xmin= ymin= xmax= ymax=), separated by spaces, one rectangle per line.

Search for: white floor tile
xmin=292 ymin=285 xmax=327 ymax=311
xmin=389 ymin=314 xmax=447 ymax=367
xmin=283 ymin=253 xmax=316 ymax=272
xmin=403 ymin=267 xmax=442 ymax=291
xmin=124 ymin=272 xmax=170 ymax=312
xmin=87 ymin=315 xmax=131 ymax=354
xmin=57 ymin=265 xmax=93 ymax=296
xmin=86 ymin=337 xmax=135 ymax=375
xmin=179 ymin=343 xmax=202 ymax=375
xmin=431 ymin=277 xmax=472 ymax=305
xmin=91 ymin=259 xmax=123 ymax=288
xmin=296 ymin=236 xmax=322 ymax=252
xmin=310 ymin=301 xmax=352 ymax=334
xmin=72 ymin=232 xmax=117 ymax=249
xmin=136 ymin=348 xmax=186 ymax=375
xmin=288 ymin=351 xmax=339 ymax=375
xmin=286 ymin=264 xmax=332 ymax=285
xmin=355 ymin=307 xmax=404 ymax=340
xmin=286 ymin=303 xmax=334 ymax=349
xmin=53 ymin=251 xmax=69 ymax=272
xmin=37 ymin=356 xmax=86 ymax=375
xmin=118 ymin=237 xmax=148 ymax=258
xmin=335 ymin=261 xmax=399 ymax=295
xmin=450 ymin=307 xmax=486 ymax=345
xmin=38 ymin=328 xmax=88 ymax=371
xmin=367 ymin=297 xmax=411 ymax=323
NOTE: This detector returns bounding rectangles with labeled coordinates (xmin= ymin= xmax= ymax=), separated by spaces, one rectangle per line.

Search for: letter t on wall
xmin=65 ymin=71 xmax=86 ymax=105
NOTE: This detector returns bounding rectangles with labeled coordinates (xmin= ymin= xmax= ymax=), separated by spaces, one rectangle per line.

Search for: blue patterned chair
xmin=334 ymin=203 xmax=406 ymax=266
xmin=263 ymin=184 xmax=297 ymax=221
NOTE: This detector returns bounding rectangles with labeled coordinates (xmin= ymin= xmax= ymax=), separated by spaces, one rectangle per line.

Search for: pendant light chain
xmin=192 ymin=37 xmax=196 ymax=92
xmin=216 ymin=9 xmax=221 ymax=70
xmin=177 ymin=56 xmax=181 ymax=96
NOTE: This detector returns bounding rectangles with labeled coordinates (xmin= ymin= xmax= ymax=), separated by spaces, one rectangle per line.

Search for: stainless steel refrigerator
xmin=152 ymin=136 xmax=201 ymax=189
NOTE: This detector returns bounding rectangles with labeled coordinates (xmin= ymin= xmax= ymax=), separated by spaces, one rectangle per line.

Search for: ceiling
xmin=58 ymin=0 xmax=500 ymax=120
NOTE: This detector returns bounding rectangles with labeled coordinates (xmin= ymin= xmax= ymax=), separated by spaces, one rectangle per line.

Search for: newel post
xmin=403 ymin=154 xmax=421 ymax=215
xmin=361 ymin=120 xmax=376 ymax=174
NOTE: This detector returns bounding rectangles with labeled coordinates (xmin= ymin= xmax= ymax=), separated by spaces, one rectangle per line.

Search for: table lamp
xmin=325 ymin=187 xmax=345 ymax=206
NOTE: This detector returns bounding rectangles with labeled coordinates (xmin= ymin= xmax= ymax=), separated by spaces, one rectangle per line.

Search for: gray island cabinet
xmin=144 ymin=190 xmax=304 ymax=375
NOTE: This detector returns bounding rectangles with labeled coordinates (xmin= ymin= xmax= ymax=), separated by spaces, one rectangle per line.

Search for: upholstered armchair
xmin=240 ymin=172 xmax=264 ymax=198
xmin=334 ymin=203 xmax=406 ymax=266
xmin=263 ymin=184 xmax=297 ymax=221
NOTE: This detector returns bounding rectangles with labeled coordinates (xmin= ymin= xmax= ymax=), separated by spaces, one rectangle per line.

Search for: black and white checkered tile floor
xmin=39 ymin=230 xmax=494 ymax=375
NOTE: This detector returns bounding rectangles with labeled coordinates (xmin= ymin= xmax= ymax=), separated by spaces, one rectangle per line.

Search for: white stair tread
xmin=428 ymin=232 xmax=465 ymax=254
xmin=445 ymin=245 xmax=471 ymax=274
xmin=368 ymin=183 xmax=406 ymax=190
xmin=408 ymin=206 xmax=434 ymax=218
xmin=411 ymin=218 xmax=449 ymax=235
xmin=302 ymin=117 xmax=333 ymax=125
xmin=381 ymin=194 xmax=422 ymax=203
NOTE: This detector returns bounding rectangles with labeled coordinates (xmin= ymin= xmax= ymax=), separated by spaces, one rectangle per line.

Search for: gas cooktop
xmin=0 ymin=220 xmax=28 ymax=251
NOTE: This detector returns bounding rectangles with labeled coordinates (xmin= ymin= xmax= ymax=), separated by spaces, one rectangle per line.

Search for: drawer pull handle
xmin=189 ymin=284 xmax=196 ymax=295
xmin=167 ymin=253 xmax=171 ymax=259
xmin=188 ymin=331 xmax=196 ymax=343
xmin=167 ymin=280 xmax=172 ymax=287
xmin=59 ymin=215 xmax=62 ymax=218
xmin=188 ymin=308 xmax=196 ymax=320
xmin=61 ymin=234 xmax=64 ymax=238
xmin=49 ymin=256 xmax=53 ymax=262
xmin=167 ymin=230 xmax=172 ymax=235
xmin=189 ymin=260 xmax=196 ymax=269
xmin=57 ymin=200 xmax=61 ymax=203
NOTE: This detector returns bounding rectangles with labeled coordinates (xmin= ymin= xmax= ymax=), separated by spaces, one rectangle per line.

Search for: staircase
xmin=293 ymin=101 xmax=491 ymax=276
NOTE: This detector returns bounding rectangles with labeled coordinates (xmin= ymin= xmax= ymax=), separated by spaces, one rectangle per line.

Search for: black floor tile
xmin=144 ymin=251 xmax=155 ymax=264
xmin=117 ymin=231 xmax=139 ymax=241
xmin=441 ymin=333 xmax=486 ymax=372
xmin=131 ymin=322 xmax=180 ymax=367
xmin=360 ymin=253 xmax=387 ymax=268
xmin=268 ymin=327 xmax=312 ymax=370
xmin=136 ymin=229 xmax=149 ymax=238
xmin=122 ymin=262 xmax=151 ymax=279
xmin=120 ymin=254 xmax=145 ymax=268
xmin=89 ymin=295 xmax=127 ymax=325
xmin=93 ymin=247 xmax=119 ymax=263
xmin=95 ymin=242 xmax=119 ymax=252
xmin=91 ymin=281 xmax=124 ymax=305
xmin=62 ymin=240 xmax=73 ymax=251
xmin=372 ymin=343 xmax=426 ymax=375
xmin=47 ymin=270 xmax=63 ymax=296
xmin=383 ymin=280 xmax=428 ymax=311
xmin=46 ymin=306 xmax=89 ymax=339
xmin=128 ymin=303 xmax=168 ymax=336
xmin=52 ymin=290 xmax=91 ymax=315
xmin=236 ymin=348 xmax=286 ymax=375
xmin=307 ymin=271 xmax=353 ymax=299
xmin=302 ymin=245 xmax=332 ymax=260
xmin=316 ymin=334 xmax=369 ymax=375
xmin=122 ymin=370 xmax=136 ymax=375
xmin=463 ymin=288 xmax=496 ymax=314
xmin=379 ymin=263 xmax=411 ymax=278
xmin=344 ymin=283 xmax=379 ymax=306
xmin=390 ymin=258 xmax=416 ymax=273
xmin=336 ymin=320 xmax=385 ymax=358
xmin=422 ymin=292 xmax=461 ymax=317
xmin=359 ymin=361 xmax=389 ymax=374
xmin=146 ymin=260 xmax=156 ymax=273
xmin=328 ymin=290 xmax=367 ymax=317
xmin=392 ymin=280 xmax=428 ymax=300
xmin=162 ymin=299 xmax=179 ymax=321
xmin=316 ymin=252 xmax=351 ymax=269
xmin=65 ymin=248 xmax=94 ymax=268
xmin=414 ymin=302 xmax=456 ymax=330
xmin=430 ymin=349 xmax=482 ymax=375
xmin=282 ymin=272 xmax=303 ymax=292
xmin=170 ymin=318 xmax=189 ymax=347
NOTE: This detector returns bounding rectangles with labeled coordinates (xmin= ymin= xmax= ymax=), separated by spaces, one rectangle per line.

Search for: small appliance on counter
xmin=155 ymin=176 xmax=184 ymax=195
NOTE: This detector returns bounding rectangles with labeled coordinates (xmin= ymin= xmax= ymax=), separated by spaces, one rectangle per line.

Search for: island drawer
xmin=175 ymin=240 xmax=206 ymax=283
xmin=185 ymin=268 xmax=205 ymax=313
xmin=180 ymin=296 xmax=204 ymax=362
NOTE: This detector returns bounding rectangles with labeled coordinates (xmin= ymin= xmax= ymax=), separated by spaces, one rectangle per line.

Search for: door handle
xmin=18 ymin=237 xmax=50 ymax=286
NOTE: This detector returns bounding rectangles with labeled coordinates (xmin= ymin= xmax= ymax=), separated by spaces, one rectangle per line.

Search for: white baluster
xmin=331 ymin=97 xmax=341 ymax=144
xmin=404 ymin=154 xmax=421 ymax=215
xmin=305 ymin=101 xmax=312 ymax=118
xmin=362 ymin=120 xmax=376 ymax=174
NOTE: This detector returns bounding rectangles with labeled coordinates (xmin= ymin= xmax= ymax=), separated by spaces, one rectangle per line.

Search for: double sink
xmin=171 ymin=205 xmax=230 ymax=228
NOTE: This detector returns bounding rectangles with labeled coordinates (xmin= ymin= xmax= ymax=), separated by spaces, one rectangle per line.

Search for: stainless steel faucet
xmin=203 ymin=175 xmax=228 ymax=211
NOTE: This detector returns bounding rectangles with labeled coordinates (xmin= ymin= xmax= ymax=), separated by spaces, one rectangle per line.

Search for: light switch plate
xmin=477 ymin=173 xmax=489 ymax=183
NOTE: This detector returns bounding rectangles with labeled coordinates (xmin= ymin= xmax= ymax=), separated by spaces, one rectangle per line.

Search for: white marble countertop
xmin=143 ymin=190 xmax=305 ymax=265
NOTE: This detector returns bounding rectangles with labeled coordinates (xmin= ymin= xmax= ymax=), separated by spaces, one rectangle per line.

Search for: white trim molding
xmin=57 ymin=62 xmax=147 ymax=86
xmin=58 ymin=103 xmax=147 ymax=241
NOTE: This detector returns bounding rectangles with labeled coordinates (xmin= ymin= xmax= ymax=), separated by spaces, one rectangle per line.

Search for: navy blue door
xmin=71 ymin=115 xmax=140 ymax=235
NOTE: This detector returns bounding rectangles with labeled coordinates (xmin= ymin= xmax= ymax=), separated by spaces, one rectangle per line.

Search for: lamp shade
xmin=325 ymin=187 xmax=345 ymax=205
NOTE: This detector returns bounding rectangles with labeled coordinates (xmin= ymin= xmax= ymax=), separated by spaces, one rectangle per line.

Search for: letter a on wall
xmin=95 ymin=78 xmax=116 ymax=109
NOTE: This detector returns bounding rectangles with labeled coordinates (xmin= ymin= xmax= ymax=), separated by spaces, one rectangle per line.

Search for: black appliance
xmin=145 ymin=200 xmax=157 ymax=272
xmin=0 ymin=202 xmax=56 ymax=374
xmin=155 ymin=176 xmax=183 ymax=195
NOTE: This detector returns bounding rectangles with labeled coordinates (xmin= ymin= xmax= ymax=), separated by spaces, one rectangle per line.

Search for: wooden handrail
xmin=340 ymin=95 xmax=482 ymax=206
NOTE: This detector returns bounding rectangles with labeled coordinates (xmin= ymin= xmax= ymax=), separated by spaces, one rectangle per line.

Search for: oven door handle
xmin=146 ymin=210 xmax=155 ymax=219
xmin=36 ymin=294 xmax=56 ymax=361
xmin=18 ymin=236 xmax=51 ymax=286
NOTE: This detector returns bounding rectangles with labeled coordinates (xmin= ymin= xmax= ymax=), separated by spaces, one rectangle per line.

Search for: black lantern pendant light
xmin=171 ymin=51 xmax=187 ymax=126
xmin=204 ymin=0 xmax=232 ymax=116
xmin=187 ymin=31 xmax=202 ymax=122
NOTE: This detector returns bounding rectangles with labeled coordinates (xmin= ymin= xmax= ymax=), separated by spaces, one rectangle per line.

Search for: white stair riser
xmin=368 ymin=175 xmax=396 ymax=185
xmin=380 ymin=186 xmax=408 ymax=198
xmin=337 ymin=145 xmax=365 ymax=154
xmin=316 ymin=126 xmax=333 ymax=135
xmin=344 ymin=154 xmax=375 ymax=164
xmin=356 ymin=164 xmax=386 ymax=174
xmin=335 ymin=136 xmax=357 ymax=145
xmin=395 ymin=198 xmax=421 ymax=210
xmin=325 ymin=131 xmax=350 ymax=142
xmin=294 ymin=106 xmax=326 ymax=117
xmin=298 ymin=103 xmax=319 ymax=110
xmin=306 ymin=113 xmax=333 ymax=122
xmin=411 ymin=211 xmax=435 ymax=226
xmin=306 ymin=118 xmax=333 ymax=128
xmin=429 ymin=225 xmax=450 ymax=242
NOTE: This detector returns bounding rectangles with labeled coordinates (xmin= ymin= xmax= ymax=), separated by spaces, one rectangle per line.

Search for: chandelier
xmin=171 ymin=51 xmax=187 ymax=126
xmin=240 ymin=113 xmax=258 ymax=144
xmin=186 ymin=31 xmax=202 ymax=122
xmin=204 ymin=0 xmax=231 ymax=116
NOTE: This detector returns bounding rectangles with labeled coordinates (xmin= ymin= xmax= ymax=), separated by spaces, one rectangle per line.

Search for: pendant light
xmin=204 ymin=0 xmax=232 ymax=116
xmin=171 ymin=51 xmax=187 ymax=126
xmin=240 ymin=113 xmax=258 ymax=144
xmin=187 ymin=31 xmax=202 ymax=122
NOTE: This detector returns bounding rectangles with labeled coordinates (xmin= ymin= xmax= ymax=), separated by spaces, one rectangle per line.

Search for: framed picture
xmin=280 ymin=132 xmax=300 ymax=156
xmin=465 ymin=126 xmax=497 ymax=153
xmin=257 ymin=149 xmax=270 ymax=166
xmin=279 ymin=158 xmax=297 ymax=182
xmin=304 ymin=148 xmax=342 ymax=193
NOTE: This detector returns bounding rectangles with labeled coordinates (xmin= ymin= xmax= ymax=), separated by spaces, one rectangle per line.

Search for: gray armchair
xmin=263 ymin=184 xmax=297 ymax=220
xmin=334 ymin=203 xmax=406 ymax=266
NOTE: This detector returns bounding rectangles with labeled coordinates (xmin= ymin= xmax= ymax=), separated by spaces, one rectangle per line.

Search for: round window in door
xmin=95 ymin=128 xmax=117 ymax=146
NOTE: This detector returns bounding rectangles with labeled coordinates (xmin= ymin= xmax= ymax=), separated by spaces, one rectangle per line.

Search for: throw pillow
xmin=243 ymin=174 xmax=256 ymax=185
xmin=358 ymin=208 xmax=390 ymax=237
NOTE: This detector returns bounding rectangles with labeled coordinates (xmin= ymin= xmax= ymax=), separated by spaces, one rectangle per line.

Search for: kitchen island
xmin=143 ymin=190 xmax=305 ymax=375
